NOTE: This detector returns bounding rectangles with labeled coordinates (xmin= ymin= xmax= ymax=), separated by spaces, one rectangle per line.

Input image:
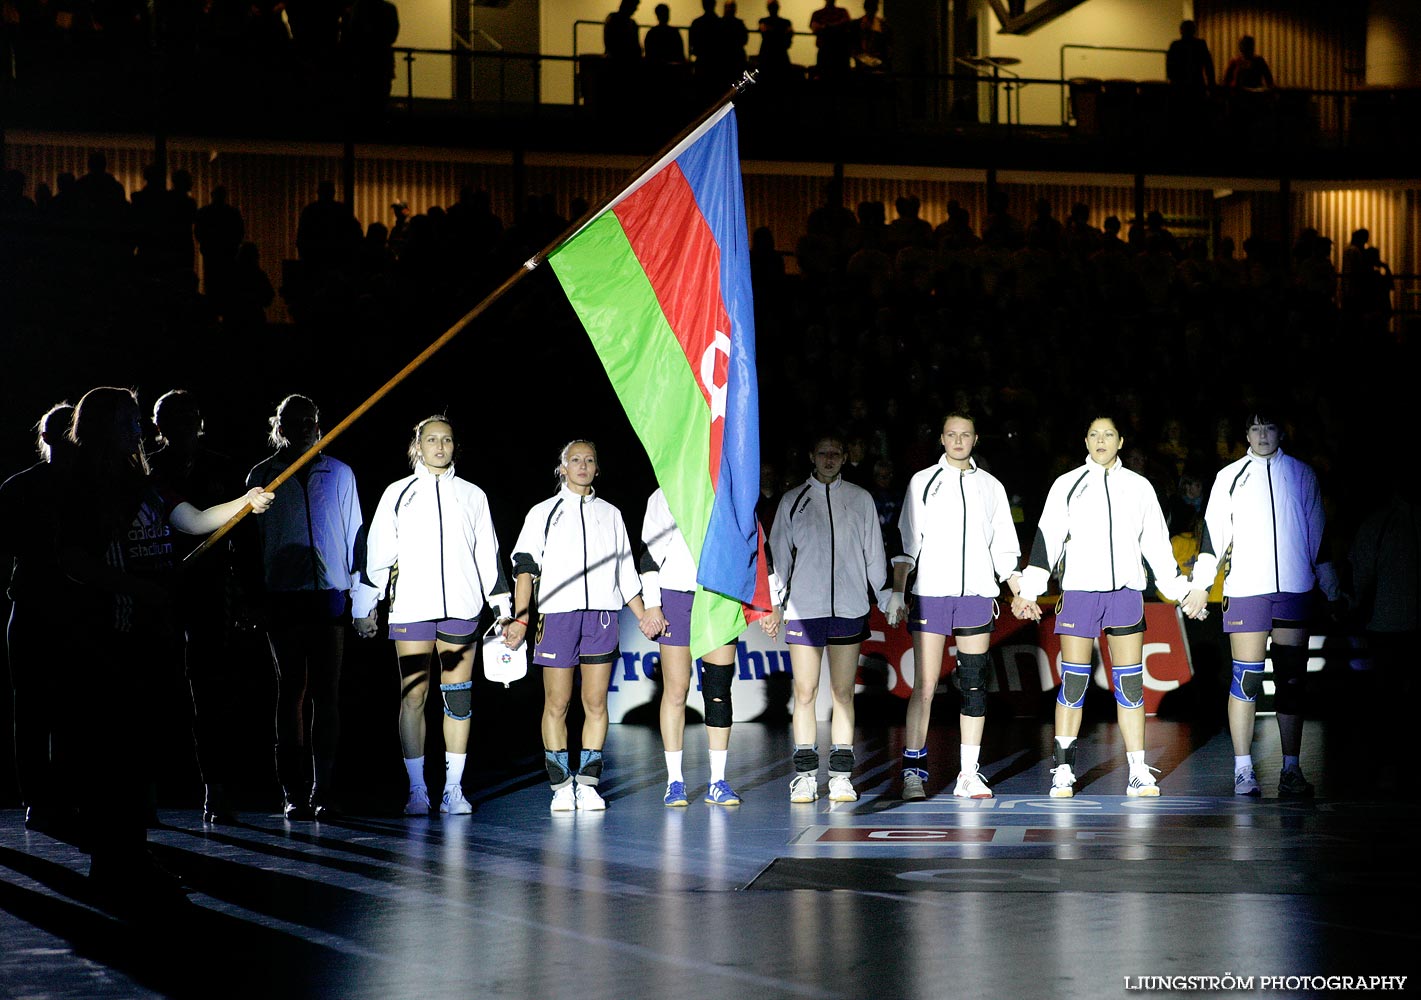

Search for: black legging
xmin=269 ymin=621 xmax=345 ymax=802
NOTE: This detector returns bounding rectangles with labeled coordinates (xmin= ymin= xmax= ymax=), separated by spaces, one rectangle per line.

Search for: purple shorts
xmin=388 ymin=618 xmax=479 ymax=643
xmin=909 ymin=595 xmax=995 ymax=637
xmin=1222 ymin=591 xmax=1314 ymax=634
xmin=1054 ymin=588 xmax=1145 ymax=638
xmin=785 ymin=615 xmax=869 ymax=647
xmin=534 ymin=610 xmax=620 ymax=667
xmin=655 ymin=589 xmax=694 ymax=648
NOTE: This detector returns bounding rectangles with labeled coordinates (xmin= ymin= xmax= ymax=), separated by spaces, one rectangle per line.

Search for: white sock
xmin=709 ymin=749 xmax=728 ymax=783
xmin=1055 ymin=735 xmax=1076 ymax=751
xmin=664 ymin=750 xmax=684 ymax=783
xmin=444 ymin=752 xmax=467 ymax=789
xmin=960 ymin=744 xmax=981 ymax=772
xmin=1126 ymin=750 xmax=1145 ymax=769
xmin=404 ymin=756 xmax=426 ymax=790
xmin=1234 ymin=755 xmax=1253 ymax=774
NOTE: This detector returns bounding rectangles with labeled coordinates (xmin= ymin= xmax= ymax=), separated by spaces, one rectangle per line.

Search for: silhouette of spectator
xmin=603 ymin=0 xmax=641 ymax=63
xmin=885 ymin=195 xmax=931 ymax=251
xmin=643 ymin=3 xmax=683 ymax=65
xmin=690 ymin=0 xmax=729 ymax=90
xmin=1166 ymin=20 xmax=1214 ymax=95
xmin=722 ymin=2 xmax=749 ymax=80
xmin=981 ymin=189 xmax=1023 ymax=250
xmin=342 ymin=0 xmax=400 ymax=108
xmin=224 ymin=241 xmax=276 ymax=328
xmin=388 ymin=197 xmax=412 ymax=258
xmin=756 ymin=0 xmax=793 ymax=79
xmin=130 ymin=163 xmax=167 ymax=267
xmin=1340 ymin=227 xmax=1370 ymax=312
xmin=1063 ymin=202 xmax=1101 ymax=258
xmin=195 ymin=185 xmax=245 ymax=296
xmin=806 ymin=177 xmax=855 ymax=240
xmin=296 ymin=180 xmax=361 ymax=275
xmin=809 ymin=0 xmax=852 ymax=81
xmin=162 ymin=168 xmax=199 ymax=272
xmin=1222 ymin=34 xmax=1273 ymax=90
xmin=72 ymin=151 xmax=126 ymax=216
xmin=851 ymin=0 xmax=888 ymax=72
xmin=1025 ymin=199 xmax=1063 ymax=252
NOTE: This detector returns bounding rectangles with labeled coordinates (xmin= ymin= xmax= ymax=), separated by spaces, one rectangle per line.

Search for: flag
xmin=547 ymin=103 xmax=770 ymax=658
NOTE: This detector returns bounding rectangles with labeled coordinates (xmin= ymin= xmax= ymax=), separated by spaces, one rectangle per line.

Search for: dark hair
xmin=268 ymin=394 xmax=319 ymax=448
xmin=941 ymin=411 xmax=976 ymax=432
xmin=68 ymin=386 xmax=148 ymax=528
xmin=408 ymin=415 xmax=455 ymax=470
xmin=152 ymin=389 xmax=203 ymax=446
xmin=34 ymin=402 xmax=74 ymax=462
xmin=810 ymin=432 xmax=847 ymax=454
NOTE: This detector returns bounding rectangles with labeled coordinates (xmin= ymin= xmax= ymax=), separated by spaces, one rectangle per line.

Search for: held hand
xmin=1180 ymin=588 xmax=1209 ymax=620
xmin=353 ymin=612 xmax=379 ymax=639
xmin=639 ymin=608 xmax=668 ymax=640
xmin=503 ymin=620 xmax=528 ymax=650
xmin=885 ymin=592 xmax=907 ymax=628
xmin=1011 ymin=596 xmax=1042 ymax=622
xmin=760 ymin=609 xmax=783 ymax=639
xmin=245 ymin=487 xmax=276 ymax=514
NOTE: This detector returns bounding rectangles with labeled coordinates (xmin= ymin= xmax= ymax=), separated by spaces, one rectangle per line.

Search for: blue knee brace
xmin=1229 ymin=660 xmax=1265 ymax=702
xmin=1111 ymin=663 xmax=1144 ymax=709
xmin=440 ymin=680 xmax=473 ymax=720
xmin=1056 ymin=661 xmax=1092 ymax=709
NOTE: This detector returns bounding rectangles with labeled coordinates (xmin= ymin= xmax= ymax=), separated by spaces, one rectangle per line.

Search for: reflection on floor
xmin=1 ymin=717 xmax=1416 ymax=999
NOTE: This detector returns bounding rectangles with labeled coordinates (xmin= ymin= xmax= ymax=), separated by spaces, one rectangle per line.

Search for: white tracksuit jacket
xmin=365 ymin=463 xmax=510 ymax=623
xmin=511 ymin=485 xmax=640 ymax=613
xmin=768 ymin=475 xmax=889 ymax=620
xmin=1192 ymin=448 xmax=1339 ymax=599
xmin=894 ymin=456 xmax=1020 ymax=598
xmin=1020 ymin=458 xmax=1188 ymax=602
xmin=639 ymin=488 xmax=697 ymax=609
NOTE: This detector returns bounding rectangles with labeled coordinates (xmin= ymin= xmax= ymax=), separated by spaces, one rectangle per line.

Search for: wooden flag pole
xmin=185 ymin=72 xmax=758 ymax=563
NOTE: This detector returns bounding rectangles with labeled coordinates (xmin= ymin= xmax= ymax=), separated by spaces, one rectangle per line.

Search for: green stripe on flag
xmin=549 ymin=214 xmax=746 ymax=656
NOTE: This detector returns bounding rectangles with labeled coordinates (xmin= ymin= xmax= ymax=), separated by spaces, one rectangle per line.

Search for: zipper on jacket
xmin=958 ymin=471 xmax=968 ymax=596
xmin=1104 ymin=469 xmax=1116 ymax=590
xmin=580 ymin=497 xmax=590 ymax=608
xmin=1267 ymin=461 xmax=1279 ymax=591
xmin=825 ymin=481 xmax=837 ymax=615
xmin=435 ymin=477 xmax=448 ymax=618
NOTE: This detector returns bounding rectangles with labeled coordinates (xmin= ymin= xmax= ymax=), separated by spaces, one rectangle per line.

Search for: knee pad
xmin=793 ymin=745 xmax=819 ymax=773
xmin=1057 ymin=661 xmax=1092 ymax=709
xmin=545 ymin=749 xmax=570 ymax=785
xmin=701 ymin=663 xmax=735 ymax=728
xmin=1271 ymin=644 xmax=1307 ymax=715
xmin=829 ymin=744 xmax=854 ymax=775
xmin=1229 ymin=659 xmax=1266 ymax=702
xmin=1111 ymin=663 xmax=1144 ymax=709
xmin=439 ymin=680 xmax=473 ymax=721
xmin=955 ymin=652 xmax=990 ymax=719
xmin=577 ymin=748 xmax=604 ymax=783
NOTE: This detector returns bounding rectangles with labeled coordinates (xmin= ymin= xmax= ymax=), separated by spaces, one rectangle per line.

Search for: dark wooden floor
xmin=1 ymin=713 xmax=1416 ymax=1000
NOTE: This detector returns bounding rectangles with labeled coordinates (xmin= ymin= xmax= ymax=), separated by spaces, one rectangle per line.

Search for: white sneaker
xmin=440 ymin=785 xmax=473 ymax=814
xmin=404 ymin=786 xmax=431 ymax=815
xmin=827 ymin=775 xmax=858 ymax=802
xmin=550 ymin=784 xmax=577 ymax=813
xmin=953 ymin=768 xmax=994 ymax=799
xmin=1049 ymin=764 xmax=1076 ymax=798
xmin=574 ymin=782 xmax=606 ymax=811
xmin=1127 ymin=765 xmax=1161 ymax=797
xmin=1234 ymin=768 xmax=1261 ymax=797
xmin=789 ymin=772 xmax=818 ymax=803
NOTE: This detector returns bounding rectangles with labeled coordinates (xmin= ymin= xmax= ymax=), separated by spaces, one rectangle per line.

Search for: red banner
xmin=860 ymin=601 xmax=1193 ymax=716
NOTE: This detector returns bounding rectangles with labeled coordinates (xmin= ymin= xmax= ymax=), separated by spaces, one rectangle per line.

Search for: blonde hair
xmin=268 ymin=394 xmax=319 ymax=448
xmin=554 ymin=438 xmax=598 ymax=484
xmin=407 ymin=415 xmax=454 ymax=470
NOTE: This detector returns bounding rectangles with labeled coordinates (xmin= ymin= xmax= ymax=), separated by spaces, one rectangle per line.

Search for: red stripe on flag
xmin=613 ymin=165 xmax=730 ymax=484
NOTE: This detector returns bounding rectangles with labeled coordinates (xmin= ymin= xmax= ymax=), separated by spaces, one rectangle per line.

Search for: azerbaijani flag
xmin=547 ymin=103 xmax=770 ymax=658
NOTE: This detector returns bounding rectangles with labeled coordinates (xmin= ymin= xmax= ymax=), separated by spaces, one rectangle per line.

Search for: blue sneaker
xmin=663 ymin=780 xmax=689 ymax=807
xmin=704 ymin=780 xmax=742 ymax=805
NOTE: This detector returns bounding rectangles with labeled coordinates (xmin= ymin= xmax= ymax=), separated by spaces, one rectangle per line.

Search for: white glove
xmin=885 ymin=592 xmax=907 ymax=627
xmin=491 ymin=596 xmax=512 ymax=622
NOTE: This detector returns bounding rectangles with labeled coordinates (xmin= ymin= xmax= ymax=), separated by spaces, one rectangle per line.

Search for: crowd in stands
xmin=1 ymin=156 xmax=1409 ymax=584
